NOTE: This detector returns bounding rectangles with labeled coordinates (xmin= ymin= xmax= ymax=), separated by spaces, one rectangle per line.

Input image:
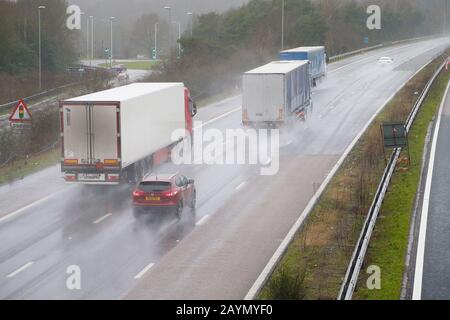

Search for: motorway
xmin=0 ymin=38 xmax=449 ymax=299
xmin=412 ymin=78 xmax=450 ymax=300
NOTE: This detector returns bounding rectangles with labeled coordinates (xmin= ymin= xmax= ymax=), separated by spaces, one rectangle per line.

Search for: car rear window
xmin=139 ymin=181 xmax=171 ymax=192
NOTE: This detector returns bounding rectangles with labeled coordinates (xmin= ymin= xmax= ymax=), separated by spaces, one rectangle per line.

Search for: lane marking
xmin=194 ymin=107 xmax=241 ymax=130
xmin=134 ymin=262 xmax=155 ymax=279
xmin=93 ymin=213 xmax=113 ymax=224
xmin=244 ymin=58 xmax=436 ymax=300
xmin=6 ymin=261 xmax=34 ymax=278
xmin=235 ymin=182 xmax=246 ymax=191
xmin=0 ymin=186 xmax=73 ymax=225
xmin=196 ymin=215 xmax=210 ymax=226
xmin=412 ymin=81 xmax=450 ymax=300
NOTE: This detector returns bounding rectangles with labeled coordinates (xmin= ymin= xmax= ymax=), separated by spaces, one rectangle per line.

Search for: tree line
xmin=0 ymin=0 xmax=76 ymax=74
xmin=144 ymin=0 xmax=445 ymax=98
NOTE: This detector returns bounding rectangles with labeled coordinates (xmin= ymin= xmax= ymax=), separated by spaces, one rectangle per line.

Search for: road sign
xmin=9 ymin=99 xmax=32 ymax=131
xmin=9 ymin=99 xmax=32 ymax=123
xmin=382 ymin=122 xmax=407 ymax=148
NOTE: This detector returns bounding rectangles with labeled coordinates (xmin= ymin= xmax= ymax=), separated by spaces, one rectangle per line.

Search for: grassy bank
xmin=259 ymin=52 xmax=449 ymax=300
xmin=99 ymin=60 xmax=159 ymax=70
xmin=354 ymin=65 xmax=450 ymax=300
xmin=0 ymin=148 xmax=60 ymax=186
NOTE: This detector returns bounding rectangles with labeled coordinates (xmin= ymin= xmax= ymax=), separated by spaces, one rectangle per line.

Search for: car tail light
xmin=161 ymin=189 xmax=175 ymax=197
xmin=133 ymin=189 xmax=145 ymax=197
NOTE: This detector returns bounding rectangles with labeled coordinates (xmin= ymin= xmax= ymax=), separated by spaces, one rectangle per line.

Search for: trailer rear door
xmin=62 ymin=104 xmax=89 ymax=164
xmin=91 ymin=105 xmax=119 ymax=165
xmin=62 ymin=104 xmax=119 ymax=166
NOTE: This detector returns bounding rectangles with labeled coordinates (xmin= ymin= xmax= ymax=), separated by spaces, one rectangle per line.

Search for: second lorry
xmin=242 ymin=60 xmax=312 ymax=127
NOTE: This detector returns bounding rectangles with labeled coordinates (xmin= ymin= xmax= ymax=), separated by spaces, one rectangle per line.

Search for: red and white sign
xmin=9 ymin=99 xmax=32 ymax=123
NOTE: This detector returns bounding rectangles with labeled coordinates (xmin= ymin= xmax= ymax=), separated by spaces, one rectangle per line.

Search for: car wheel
xmin=189 ymin=191 xmax=196 ymax=209
xmin=175 ymin=201 xmax=183 ymax=220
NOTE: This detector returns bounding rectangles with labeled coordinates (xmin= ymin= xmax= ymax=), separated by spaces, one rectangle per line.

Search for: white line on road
xmin=196 ymin=215 xmax=210 ymax=226
xmin=194 ymin=107 xmax=241 ymax=130
xmin=134 ymin=262 xmax=155 ymax=280
xmin=0 ymin=186 xmax=73 ymax=225
xmin=6 ymin=262 xmax=34 ymax=278
xmin=412 ymin=81 xmax=450 ymax=300
xmin=235 ymin=182 xmax=246 ymax=191
xmin=93 ymin=213 xmax=113 ymax=224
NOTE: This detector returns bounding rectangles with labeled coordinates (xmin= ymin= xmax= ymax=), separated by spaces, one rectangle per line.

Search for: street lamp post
xmin=85 ymin=13 xmax=89 ymax=61
xmin=154 ymin=22 xmax=158 ymax=59
xmin=80 ymin=12 xmax=86 ymax=60
xmin=187 ymin=12 xmax=193 ymax=36
xmin=281 ymin=0 xmax=285 ymax=50
xmin=164 ymin=6 xmax=172 ymax=50
xmin=173 ymin=21 xmax=181 ymax=57
xmin=109 ymin=17 xmax=115 ymax=68
xmin=38 ymin=5 xmax=46 ymax=90
xmin=90 ymin=16 xmax=94 ymax=66
xmin=445 ymin=0 xmax=448 ymax=34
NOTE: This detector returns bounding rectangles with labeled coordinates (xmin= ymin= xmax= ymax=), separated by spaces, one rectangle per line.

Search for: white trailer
xmin=242 ymin=61 xmax=312 ymax=126
xmin=60 ymin=83 xmax=196 ymax=185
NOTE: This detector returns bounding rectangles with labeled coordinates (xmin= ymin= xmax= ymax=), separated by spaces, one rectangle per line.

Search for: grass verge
xmin=99 ymin=60 xmax=159 ymax=70
xmin=259 ymin=51 xmax=450 ymax=300
xmin=0 ymin=148 xmax=60 ymax=186
xmin=354 ymin=63 xmax=450 ymax=300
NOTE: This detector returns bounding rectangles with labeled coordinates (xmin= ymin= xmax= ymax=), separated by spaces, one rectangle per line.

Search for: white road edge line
xmin=134 ymin=262 xmax=155 ymax=280
xmin=196 ymin=215 xmax=210 ymax=226
xmin=412 ymin=80 xmax=450 ymax=300
xmin=0 ymin=186 xmax=73 ymax=225
xmin=244 ymin=58 xmax=435 ymax=300
xmin=93 ymin=213 xmax=113 ymax=224
xmin=194 ymin=107 xmax=241 ymax=130
xmin=235 ymin=182 xmax=246 ymax=191
xmin=6 ymin=261 xmax=34 ymax=278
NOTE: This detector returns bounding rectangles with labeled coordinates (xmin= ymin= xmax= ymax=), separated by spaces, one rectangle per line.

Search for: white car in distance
xmin=378 ymin=56 xmax=394 ymax=65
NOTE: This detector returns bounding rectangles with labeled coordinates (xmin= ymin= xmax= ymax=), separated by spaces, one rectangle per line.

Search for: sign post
xmin=381 ymin=122 xmax=410 ymax=166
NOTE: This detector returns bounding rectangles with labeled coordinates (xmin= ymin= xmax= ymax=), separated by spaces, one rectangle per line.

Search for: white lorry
xmin=242 ymin=61 xmax=312 ymax=127
xmin=60 ymin=83 xmax=197 ymax=185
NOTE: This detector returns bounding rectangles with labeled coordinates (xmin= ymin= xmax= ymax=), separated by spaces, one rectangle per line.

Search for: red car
xmin=132 ymin=173 xmax=196 ymax=218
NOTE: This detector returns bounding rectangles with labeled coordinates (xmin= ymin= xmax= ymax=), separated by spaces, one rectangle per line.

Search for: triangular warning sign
xmin=9 ymin=99 xmax=32 ymax=122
